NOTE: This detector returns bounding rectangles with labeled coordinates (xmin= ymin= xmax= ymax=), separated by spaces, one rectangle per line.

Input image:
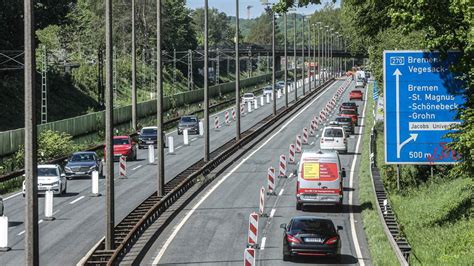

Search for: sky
xmin=185 ymin=0 xmax=340 ymax=19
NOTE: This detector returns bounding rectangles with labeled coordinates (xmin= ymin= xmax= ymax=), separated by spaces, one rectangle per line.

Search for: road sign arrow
xmin=398 ymin=133 xmax=418 ymax=158
xmin=394 ymin=68 xmax=404 ymax=158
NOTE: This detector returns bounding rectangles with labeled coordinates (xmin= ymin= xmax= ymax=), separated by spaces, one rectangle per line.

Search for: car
xmin=262 ymin=86 xmax=273 ymax=96
xmin=339 ymin=102 xmax=358 ymax=113
xmin=177 ymin=115 xmax=200 ymax=135
xmin=242 ymin=92 xmax=255 ymax=103
xmin=355 ymin=80 xmax=365 ymax=88
xmin=339 ymin=109 xmax=358 ymax=126
xmin=320 ymin=126 xmax=348 ymax=154
xmin=281 ymin=216 xmax=343 ymax=261
xmin=350 ymin=90 xmax=363 ymax=101
xmin=138 ymin=126 xmax=167 ymax=148
xmin=0 ymin=197 xmax=3 ymax=216
xmin=22 ymin=164 xmax=67 ymax=197
xmin=332 ymin=116 xmax=355 ymax=135
xmin=104 ymin=136 xmax=137 ymax=161
xmin=276 ymin=80 xmax=285 ymax=89
xmin=64 ymin=151 xmax=103 ymax=179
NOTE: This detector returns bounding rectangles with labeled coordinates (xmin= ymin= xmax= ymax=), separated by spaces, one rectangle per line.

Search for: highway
xmin=142 ymin=78 xmax=371 ymax=265
xmin=0 ymin=78 xmax=319 ymax=265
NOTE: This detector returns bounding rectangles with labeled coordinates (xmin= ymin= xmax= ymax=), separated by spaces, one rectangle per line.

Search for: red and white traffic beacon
xmin=295 ymin=151 xmax=346 ymax=211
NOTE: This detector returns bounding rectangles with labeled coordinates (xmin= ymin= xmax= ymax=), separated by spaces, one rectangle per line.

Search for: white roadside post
xmin=254 ymin=99 xmax=258 ymax=110
xmin=91 ymin=170 xmax=101 ymax=197
xmin=260 ymin=95 xmax=264 ymax=106
xmin=0 ymin=216 xmax=10 ymax=251
xmin=266 ymin=94 xmax=270 ymax=104
xmin=148 ymin=145 xmax=155 ymax=163
xmin=198 ymin=121 xmax=204 ymax=137
xmin=277 ymin=89 xmax=281 ymax=99
xmin=183 ymin=129 xmax=189 ymax=146
xmin=247 ymin=101 xmax=252 ymax=113
xmin=168 ymin=136 xmax=175 ymax=155
xmin=44 ymin=190 xmax=55 ymax=221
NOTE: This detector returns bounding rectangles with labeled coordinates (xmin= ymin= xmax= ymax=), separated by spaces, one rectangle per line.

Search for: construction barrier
xmin=279 ymin=154 xmax=287 ymax=178
xmin=295 ymin=135 xmax=302 ymax=153
xmin=288 ymin=144 xmax=296 ymax=164
xmin=259 ymin=187 xmax=266 ymax=217
xmin=302 ymin=128 xmax=309 ymax=145
xmin=214 ymin=116 xmax=220 ymax=130
xmin=244 ymin=248 xmax=255 ymax=266
xmin=232 ymin=108 xmax=236 ymax=121
xmin=225 ymin=111 xmax=230 ymax=125
xmin=119 ymin=156 xmax=127 ymax=178
xmin=267 ymin=167 xmax=276 ymax=195
xmin=247 ymin=212 xmax=259 ymax=248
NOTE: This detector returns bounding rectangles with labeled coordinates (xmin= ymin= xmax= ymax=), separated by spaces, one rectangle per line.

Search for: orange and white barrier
xmin=232 ymin=108 xmax=236 ymax=121
xmin=119 ymin=156 xmax=126 ymax=178
xmin=267 ymin=167 xmax=276 ymax=195
xmin=244 ymin=248 xmax=255 ymax=266
xmin=241 ymin=103 xmax=246 ymax=117
xmin=302 ymin=128 xmax=309 ymax=145
xmin=259 ymin=187 xmax=266 ymax=217
xmin=295 ymin=135 xmax=302 ymax=153
xmin=247 ymin=212 xmax=259 ymax=248
xmin=214 ymin=116 xmax=220 ymax=130
xmin=279 ymin=154 xmax=287 ymax=178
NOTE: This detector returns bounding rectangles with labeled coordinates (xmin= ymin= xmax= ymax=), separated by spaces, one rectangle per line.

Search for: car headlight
xmin=65 ymin=166 xmax=72 ymax=173
xmin=89 ymin=165 xmax=97 ymax=170
xmin=52 ymin=181 xmax=60 ymax=186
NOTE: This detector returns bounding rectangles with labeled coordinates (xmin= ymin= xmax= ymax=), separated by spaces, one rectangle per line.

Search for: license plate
xmin=305 ymin=238 xmax=323 ymax=243
xmin=146 ymin=141 xmax=154 ymax=144
xmin=38 ymin=186 xmax=47 ymax=190
xmin=76 ymin=172 xmax=85 ymax=175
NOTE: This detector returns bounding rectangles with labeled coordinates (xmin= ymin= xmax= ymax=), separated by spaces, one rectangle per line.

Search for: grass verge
xmin=358 ymin=82 xmax=399 ymax=264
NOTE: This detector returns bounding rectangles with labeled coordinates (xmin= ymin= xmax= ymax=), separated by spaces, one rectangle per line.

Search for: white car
xmin=262 ymin=86 xmax=273 ymax=96
xmin=320 ymin=126 xmax=348 ymax=154
xmin=22 ymin=164 xmax=67 ymax=197
xmin=242 ymin=92 xmax=255 ymax=103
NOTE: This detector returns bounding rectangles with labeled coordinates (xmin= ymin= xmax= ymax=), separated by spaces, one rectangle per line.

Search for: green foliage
xmin=272 ymin=0 xmax=330 ymax=13
xmin=390 ymin=178 xmax=474 ymax=265
xmin=191 ymin=8 xmax=235 ymax=47
xmin=246 ymin=10 xmax=282 ymax=45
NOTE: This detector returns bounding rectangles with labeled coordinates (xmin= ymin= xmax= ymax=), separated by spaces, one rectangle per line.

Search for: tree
xmin=273 ymin=0 xmax=334 ymax=13
xmin=246 ymin=9 xmax=282 ymax=46
xmin=191 ymin=8 xmax=235 ymax=47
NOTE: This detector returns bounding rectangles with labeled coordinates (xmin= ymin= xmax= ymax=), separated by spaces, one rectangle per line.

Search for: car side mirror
xmin=337 ymin=226 xmax=343 ymax=231
xmin=341 ymin=168 xmax=346 ymax=178
xmin=280 ymin=223 xmax=287 ymax=229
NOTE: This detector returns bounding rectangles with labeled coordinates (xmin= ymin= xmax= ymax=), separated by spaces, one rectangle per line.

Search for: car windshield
xmin=324 ymin=128 xmax=344 ymax=138
xmin=181 ymin=117 xmax=197 ymax=123
xmin=142 ymin=128 xmax=157 ymax=134
xmin=352 ymin=90 xmax=362 ymax=93
xmin=290 ymin=219 xmax=335 ymax=234
xmin=114 ymin=138 xmax=129 ymax=145
xmin=70 ymin=154 xmax=95 ymax=162
xmin=243 ymin=93 xmax=254 ymax=97
xmin=264 ymin=87 xmax=272 ymax=91
xmin=341 ymin=110 xmax=356 ymax=115
xmin=342 ymin=102 xmax=356 ymax=107
xmin=336 ymin=117 xmax=352 ymax=123
xmin=38 ymin=168 xmax=58 ymax=176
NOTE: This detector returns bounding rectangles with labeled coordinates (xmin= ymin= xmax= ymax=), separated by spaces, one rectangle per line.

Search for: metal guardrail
xmin=369 ymin=126 xmax=411 ymax=265
xmin=83 ymin=79 xmax=335 ymax=265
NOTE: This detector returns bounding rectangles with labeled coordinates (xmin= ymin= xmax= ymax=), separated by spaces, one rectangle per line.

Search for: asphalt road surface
xmin=143 ymin=77 xmax=371 ymax=265
xmin=0 ymin=78 xmax=320 ymax=265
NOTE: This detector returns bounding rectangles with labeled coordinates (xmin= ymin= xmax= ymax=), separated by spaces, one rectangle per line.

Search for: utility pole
xmin=317 ymin=23 xmax=321 ymax=85
xmin=293 ymin=13 xmax=297 ymax=101
xmin=301 ymin=15 xmax=305 ymax=95
xmin=41 ymin=45 xmax=48 ymax=124
xmin=324 ymin=26 xmax=329 ymax=82
xmin=216 ymin=48 xmax=220 ymax=84
xmin=235 ymin=0 xmax=241 ymax=141
xmin=188 ymin=49 xmax=193 ymax=90
xmin=173 ymin=48 xmax=177 ymax=84
xmin=307 ymin=19 xmax=311 ymax=91
xmin=272 ymin=11 xmax=276 ymax=116
xmin=204 ymin=0 xmax=210 ymax=162
xmin=330 ymin=29 xmax=334 ymax=79
xmin=156 ymin=0 xmax=165 ymax=197
xmin=131 ymin=0 xmax=137 ymax=130
xmin=105 ymin=0 xmax=115 ymax=250
xmin=284 ymin=12 xmax=288 ymax=108
xmin=24 ymin=0 xmax=39 ymax=263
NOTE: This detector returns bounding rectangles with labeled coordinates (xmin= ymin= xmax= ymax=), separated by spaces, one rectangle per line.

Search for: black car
xmin=333 ymin=116 xmax=355 ymax=135
xmin=64 ymin=151 xmax=102 ymax=179
xmin=177 ymin=115 xmax=200 ymax=135
xmin=138 ymin=126 xmax=167 ymax=149
xmin=281 ymin=217 xmax=342 ymax=261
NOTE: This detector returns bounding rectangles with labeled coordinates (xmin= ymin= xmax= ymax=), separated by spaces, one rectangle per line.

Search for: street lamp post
xmin=131 ymin=0 xmax=137 ymax=131
xmin=272 ymin=10 xmax=276 ymax=115
xmin=293 ymin=13 xmax=297 ymax=101
xmin=324 ymin=25 xmax=329 ymax=82
xmin=301 ymin=15 xmax=305 ymax=95
xmin=330 ymin=28 xmax=334 ymax=79
xmin=204 ymin=0 xmax=210 ymax=161
xmin=156 ymin=0 xmax=165 ymax=198
xmin=284 ymin=12 xmax=288 ymax=108
xmin=307 ymin=18 xmax=311 ymax=91
xmin=235 ymin=0 xmax=241 ymax=141
xmin=316 ymin=22 xmax=321 ymax=86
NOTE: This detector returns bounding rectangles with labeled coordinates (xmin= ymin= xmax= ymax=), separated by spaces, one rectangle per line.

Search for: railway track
xmin=82 ymin=79 xmax=336 ymax=265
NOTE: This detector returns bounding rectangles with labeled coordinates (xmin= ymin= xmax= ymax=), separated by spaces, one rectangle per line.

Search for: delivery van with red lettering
xmin=295 ymin=151 xmax=346 ymax=211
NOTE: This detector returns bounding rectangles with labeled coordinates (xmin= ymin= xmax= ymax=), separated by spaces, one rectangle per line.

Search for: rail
xmin=369 ymin=126 xmax=411 ymax=265
xmin=83 ymin=79 xmax=336 ymax=265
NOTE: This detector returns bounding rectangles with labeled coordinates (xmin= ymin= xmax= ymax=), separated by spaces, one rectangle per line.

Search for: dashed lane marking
xmin=70 ymin=196 xmax=85 ymax=205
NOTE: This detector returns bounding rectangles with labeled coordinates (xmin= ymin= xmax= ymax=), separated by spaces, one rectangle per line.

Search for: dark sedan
xmin=177 ymin=115 xmax=200 ymax=135
xmin=333 ymin=116 xmax=355 ymax=135
xmin=64 ymin=151 xmax=102 ymax=179
xmin=339 ymin=102 xmax=358 ymax=113
xmin=138 ymin=126 xmax=167 ymax=149
xmin=281 ymin=217 xmax=342 ymax=262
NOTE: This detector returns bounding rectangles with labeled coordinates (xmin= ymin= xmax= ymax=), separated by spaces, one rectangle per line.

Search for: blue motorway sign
xmin=383 ymin=51 xmax=466 ymax=164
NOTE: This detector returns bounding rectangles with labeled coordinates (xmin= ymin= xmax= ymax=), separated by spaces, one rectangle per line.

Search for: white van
xmin=320 ymin=126 xmax=348 ymax=154
xmin=295 ymin=151 xmax=346 ymax=210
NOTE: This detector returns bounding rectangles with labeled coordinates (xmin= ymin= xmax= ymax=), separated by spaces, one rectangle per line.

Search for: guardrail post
xmin=260 ymin=96 xmax=264 ymax=106
xmin=247 ymin=101 xmax=252 ymax=113
xmin=254 ymin=99 xmax=258 ymax=110
xmin=199 ymin=121 xmax=204 ymax=137
xmin=168 ymin=136 xmax=175 ymax=155
xmin=91 ymin=171 xmax=101 ymax=197
xmin=44 ymin=190 xmax=55 ymax=221
xmin=183 ymin=129 xmax=189 ymax=146
xmin=266 ymin=94 xmax=270 ymax=104
xmin=0 ymin=216 xmax=10 ymax=251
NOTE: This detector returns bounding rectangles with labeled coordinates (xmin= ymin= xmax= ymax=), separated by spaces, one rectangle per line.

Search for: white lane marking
xmin=3 ymin=192 xmax=22 ymax=201
xmin=175 ymin=145 xmax=183 ymax=150
xmin=191 ymin=137 xmax=197 ymax=141
xmin=269 ymin=209 xmax=276 ymax=218
xmin=18 ymin=230 xmax=25 ymax=236
xmin=131 ymin=165 xmax=143 ymax=171
xmin=349 ymin=82 xmax=367 ymax=265
xmin=278 ymin=189 xmax=284 ymax=196
xmin=152 ymin=81 xmax=334 ymax=265
xmin=69 ymin=196 xmax=85 ymax=205
xmin=260 ymin=237 xmax=267 ymax=250
xmin=288 ymin=173 xmax=294 ymax=178
xmin=38 ymin=219 xmax=43 ymax=224
xmin=310 ymin=141 xmax=315 ymax=145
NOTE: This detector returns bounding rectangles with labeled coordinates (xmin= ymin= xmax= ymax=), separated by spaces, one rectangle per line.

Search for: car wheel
xmin=296 ymin=202 xmax=303 ymax=211
xmin=62 ymin=183 xmax=67 ymax=196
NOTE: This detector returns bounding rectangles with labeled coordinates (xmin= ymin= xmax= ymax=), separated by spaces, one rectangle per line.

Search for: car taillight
xmin=324 ymin=236 xmax=338 ymax=245
xmin=287 ymin=234 xmax=301 ymax=244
